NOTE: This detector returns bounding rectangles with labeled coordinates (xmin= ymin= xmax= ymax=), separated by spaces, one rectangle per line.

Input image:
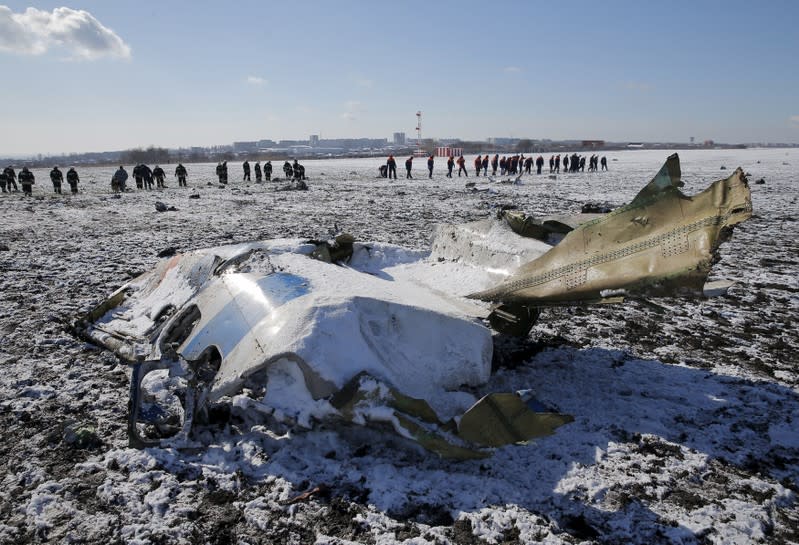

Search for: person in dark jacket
xmin=19 ymin=167 xmax=35 ymax=195
xmin=174 ymin=163 xmax=187 ymax=187
xmin=491 ymin=154 xmax=499 ymax=175
xmin=132 ymin=164 xmax=143 ymax=189
xmin=536 ymin=155 xmax=544 ymax=174
xmin=4 ymin=166 xmax=17 ymax=191
xmin=293 ymin=160 xmax=306 ymax=180
xmin=111 ymin=166 xmax=128 ymax=193
xmin=524 ymin=156 xmax=533 ymax=174
xmin=139 ymin=164 xmax=153 ymax=189
xmin=481 ymin=155 xmax=489 ymax=175
xmin=0 ymin=169 xmax=6 ymax=193
xmin=554 ymin=154 xmax=561 ymax=173
xmin=499 ymin=156 xmax=506 ymax=175
xmin=563 ymin=155 xmax=569 ymax=173
xmin=283 ymin=161 xmax=293 ymax=178
xmin=264 ymin=160 xmax=272 ymax=180
xmin=254 ymin=161 xmax=262 ymax=182
xmin=386 ymin=155 xmax=397 ymax=179
xmin=601 ymin=156 xmax=608 ymax=170
xmin=66 ymin=167 xmax=79 ymax=194
xmin=446 ymin=155 xmax=454 ymax=178
xmin=243 ymin=160 xmax=251 ymax=181
xmin=152 ymin=165 xmax=166 ymax=188
xmin=50 ymin=166 xmax=63 ymax=194
xmin=405 ymin=156 xmax=413 ymax=179
xmin=427 ymin=155 xmax=434 ymax=178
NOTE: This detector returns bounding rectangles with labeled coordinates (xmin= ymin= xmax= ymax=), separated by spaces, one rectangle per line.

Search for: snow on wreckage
xmin=73 ymin=154 xmax=752 ymax=459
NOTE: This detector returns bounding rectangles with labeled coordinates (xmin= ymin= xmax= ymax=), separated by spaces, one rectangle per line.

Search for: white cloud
xmin=503 ymin=66 xmax=522 ymax=73
xmin=790 ymin=115 xmax=799 ymax=125
xmin=355 ymin=77 xmax=374 ymax=88
xmin=247 ymin=76 xmax=267 ymax=85
xmin=340 ymin=100 xmax=362 ymax=120
xmin=0 ymin=6 xmax=130 ymax=60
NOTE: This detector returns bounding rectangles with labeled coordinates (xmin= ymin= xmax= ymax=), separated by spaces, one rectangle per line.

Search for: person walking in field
xmin=446 ymin=155 xmax=454 ymax=178
xmin=174 ymin=163 xmax=187 ymax=187
xmin=474 ymin=155 xmax=482 ymax=176
xmin=456 ymin=155 xmax=467 ymax=177
xmin=536 ymin=155 xmax=544 ymax=174
xmin=4 ymin=166 xmax=18 ymax=192
xmin=111 ymin=166 xmax=128 ymax=193
xmin=601 ymin=156 xmax=608 ymax=170
xmin=243 ymin=160 xmax=251 ymax=181
xmin=140 ymin=164 xmax=153 ymax=189
xmin=264 ymin=161 xmax=272 ymax=180
xmin=66 ymin=167 xmax=79 ymax=194
xmin=0 ymin=169 xmax=7 ymax=193
xmin=49 ymin=166 xmax=63 ymax=194
xmin=19 ymin=167 xmax=35 ymax=195
xmin=152 ymin=165 xmax=166 ymax=188
xmin=427 ymin=155 xmax=434 ymax=178
xmin=405 ymin=156 xmax=413 ymax=179
xmin=481 ymin=155 xmax=489 ymax=175
xmin=554 ymin=154 xmax=560 ymax=173
xmin=386 ymin=155 xmax=397 ymax=179
xmin=283 ymin=161 xmax=293 ymax=179
xmin=491 ymin=154 xmax=499 ymax=175
xmin=254 ymin=161 xmax=262 ymax=182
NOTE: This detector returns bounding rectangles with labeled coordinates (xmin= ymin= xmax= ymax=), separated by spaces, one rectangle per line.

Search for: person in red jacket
xmin=473 ymin=155 xmax=482 ymax=177
xmin=456 ymin=155 xmax=467 ymax=177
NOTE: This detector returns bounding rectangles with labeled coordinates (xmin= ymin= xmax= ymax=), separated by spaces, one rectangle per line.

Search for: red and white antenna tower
xmin=416 ymin=110 xmax=422 ymax=155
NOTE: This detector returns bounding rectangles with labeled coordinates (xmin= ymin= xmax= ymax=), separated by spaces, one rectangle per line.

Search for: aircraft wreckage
xmin=75 ymin=154 xmax=752 ymax=459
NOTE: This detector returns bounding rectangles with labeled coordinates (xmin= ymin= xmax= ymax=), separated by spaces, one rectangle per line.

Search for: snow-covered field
xmin=0 ymin=149 xmax=797 ymax=544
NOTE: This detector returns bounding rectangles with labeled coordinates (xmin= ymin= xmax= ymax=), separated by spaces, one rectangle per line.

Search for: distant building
xmin=703 ymin=139 xmax=715 ymax=147
xmin=233 ymin=141 xmax=258 ymax=152
xmin=581 ymin=140 xmax=605 ymax=148
xmin=393 ymin=132 xmax=406 ymax=145
xmin=487 ymin=137 xmax=520 ymax=146
xmin=627 ymin=142 xmax=644 ymax=149
xmin=309 ymin=135 xmax=319 ymax=147
xmin=258 ymin=139 xmax=277 ymax=148
xmin=435 ymin=146 xmax=463 ymax=157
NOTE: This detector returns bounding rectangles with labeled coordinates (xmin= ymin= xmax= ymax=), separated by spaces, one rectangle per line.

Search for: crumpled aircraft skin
xmin=470 ymin=154 xmax=752 ymax=304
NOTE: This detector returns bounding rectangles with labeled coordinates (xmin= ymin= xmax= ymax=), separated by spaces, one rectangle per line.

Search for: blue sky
xmin=1 ymin=0 xmax=797 ymax=155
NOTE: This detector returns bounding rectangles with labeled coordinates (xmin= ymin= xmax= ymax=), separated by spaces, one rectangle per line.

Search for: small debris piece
xmin=755 ymin=178 xmax=765 ymax=185
xmin=63 ymin=422 xmax=102 ymax=450
xmin=157 ymin=247 xmax=178 ymax=258
xmin=0 ymin=244 xmax=9 ymax=251
xmin=283 ymin=484 xmax=330 ymax=505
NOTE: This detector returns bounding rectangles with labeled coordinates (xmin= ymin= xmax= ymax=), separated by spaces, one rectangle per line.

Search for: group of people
xmin=545 ymin=153 xmax=608 ymax=174
xmin=223 ymin=159 xmax=306 ymax=185
xmin=1 ymin=165 xmax=80 ymax=195
xmin=380 ymin=153 xmax=610 ymax=179
xmin=110 ymin=163 xmax=188 ymax=192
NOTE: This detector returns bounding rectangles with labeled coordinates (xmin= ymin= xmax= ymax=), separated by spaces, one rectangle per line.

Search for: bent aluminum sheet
xmin=470 ymin=153 xmax=752 ymax=304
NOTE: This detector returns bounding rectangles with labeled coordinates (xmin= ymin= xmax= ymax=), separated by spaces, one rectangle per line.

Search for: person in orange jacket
xmin=456 ymin=155 xmax=467 ymax=177
xmin=386 ymin=155 xmax=397 ymax=179
xmin=473 ymin=155 xmax=482 ymax=177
